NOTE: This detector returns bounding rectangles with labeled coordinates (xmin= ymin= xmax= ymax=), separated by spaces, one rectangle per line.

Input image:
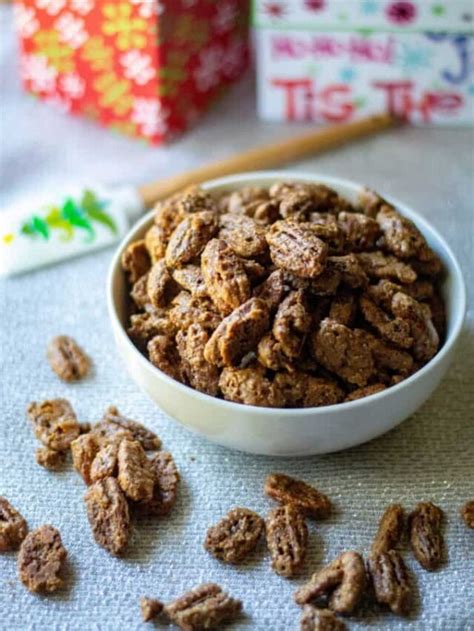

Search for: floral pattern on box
xmin=14 ymin=0 xmax=250 ymax=144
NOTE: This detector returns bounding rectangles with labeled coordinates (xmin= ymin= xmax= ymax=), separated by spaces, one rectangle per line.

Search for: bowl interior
xmin=108 ymin=171 xmax=466 ymax=414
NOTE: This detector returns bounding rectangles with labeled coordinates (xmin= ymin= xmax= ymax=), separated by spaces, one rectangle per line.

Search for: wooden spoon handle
xmin=138 ymin=114 xmax=396 ymax=208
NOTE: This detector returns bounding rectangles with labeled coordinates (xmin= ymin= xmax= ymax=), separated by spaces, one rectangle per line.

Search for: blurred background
xmin=1 ymin=0 xmax=473 ymax=208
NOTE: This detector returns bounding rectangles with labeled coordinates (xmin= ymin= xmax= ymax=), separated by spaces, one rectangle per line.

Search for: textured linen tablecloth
xmin=1 ymin=7 xmax=473 ymax=631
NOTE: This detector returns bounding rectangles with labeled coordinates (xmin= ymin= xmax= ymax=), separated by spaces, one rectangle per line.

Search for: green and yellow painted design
xmin=2 ymin=190 xmax=117 ymax=246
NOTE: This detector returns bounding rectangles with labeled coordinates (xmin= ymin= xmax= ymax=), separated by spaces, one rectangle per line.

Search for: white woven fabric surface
xmin=1 ymin=7 xmax=473 ymax=630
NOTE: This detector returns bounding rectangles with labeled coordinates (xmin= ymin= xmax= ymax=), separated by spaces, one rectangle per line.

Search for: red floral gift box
xmin=253 ymin=1 xmax=474 ymax=125
xmin=14 ymin=0 xmax=250 ymax=143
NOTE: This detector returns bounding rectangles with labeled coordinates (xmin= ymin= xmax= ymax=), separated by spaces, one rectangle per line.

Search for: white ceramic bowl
xmin=107 ymin=172 xmax=466 ymax=456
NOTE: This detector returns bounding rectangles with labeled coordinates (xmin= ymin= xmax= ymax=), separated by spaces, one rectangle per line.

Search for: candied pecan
xmin=266 ymin=221 xmax=328 ymax=279
xmin=304 ymin=219 xmax=345 ymax=255
xmin=0 ymin=497 xmax=27 ymax=551
xmin=365 ymin=333 xmax=414 ymax=376
xmin=84 ymin=477 xmax=131 ymax=555
xmin=345 ymin=384 xmax=386 ymax=402
xmin=47 ymin=335 xmax=90 ymax=382
xmin=144 ymin=224 xmax=167 ymax=262
xmin=295 ymin=551 xmax=366 ymax=614
xmin=391 ymin=293 xmax=439 ymax=362
xmin=172 ymin=265 xmax=208 ymax=298
xmin=404 ymin=279 xmax=435 ymax=301
xmin=201 ymin=238 xmax=251 ymax=315
xmin=219 ymin=213 xmax=268 ymax=258
xmin=99 ymin=406 xmax=161 ymax=451
xmin=141 ymin=597 xmax=164 ymax=622
xmin=166 ymin=211 xmax=218 ymax=268
xmin=35 ymin=446 xmax=66 ymax=471
xmin=17 ymin=525 xmax=67 ymax=593
xmin=226 ymin=186 xmax=270 ymax=214
xmin=274 ymin=373 xmax=344 ymax=408
xmin=460 ymin=501 xmax=474 ymax=528
xmin=359 ymin=295 xmax=412 ymax=349
xmin=147 ymin=260 xmax=178 ymax=309
xmin=273 ymin=290 xmax=312 ymax=359
xmin=266 ymin=504 xmax=308 ymax=577
xmin=176 ymin=185 xmax=217 ymax=215
xmin=71 ymin=433 xmax=100 ymax=485
xmin=253 ymin=269 xmax=288 ymax=311
xmin=376 ymin=204 xmax=433 ymax=261
xmin=90 ymin=443 xmax=119 ymax=482
xmin=117 ymin=438 xmax=155 ymax=502
xmin=371 ymin=504 xmax=405 ymax=556
xmin=358 ymin=187 xmax=386 ymax=218
xmin=307 ymin=269 xmax=341 ymax=296
xmin=128 ymin=311 xmax=175 ymax=348
xmin=409 ymin=501 xmax=444 ymax=570
xmin=300 ymin=606 xmax=346 ymax=631
xmin=163 ymin=583 xmax=242 ymax=631
xmin=176 ymin=323 xmax=220 ymax=396
xmin=409 ymin=253 xmax=443 ymax=278
xmin=154 ymin=195 xmax=185 ymax=237
xmin=279 ymin=189 xmax=318 ymax=220
xmin=312 ymin=319 xmax=375 ymax=387
xmin=138 ymin=451 xmax=180 ymax=516
xmin=131 ymin=273 xmax=150 ymax=309
xmin=265 ymin=473 xmax=332 ymax=519
xmin=327 ymin=255 xmax=367 ymax=288
xmin=241 ymin=258 xmax=267 ymax=283
xmin=328 ymin=292 xmax=357 ymax=326
xmin=169 ymin=292 xmax=221 ymax=332
xmin=121 ymin=239 xmax=151 ymax=283
xmin=338 ymin=211 xmax=380 ymax=251
xmin=204 ymin=298 xmax=270 ymax=367
xmin=27 ymin=399 xmax=79 ymax=451
xmin=270 ymin=182 xmax=353 ymax=215
xmin=205 ymin=507 xmax=265 ymax=564
xmin=257 ymin=333 xmax=293 ymax=372
xmin=148 ymin=334 xmax=184 ymax=382
xmin=219 ymin=366 xmax=284 ymax=408
xmin=358 ymin=252 xmax=417 ymax=284
xmin=367 ymin=550 xmax=411 ymax=615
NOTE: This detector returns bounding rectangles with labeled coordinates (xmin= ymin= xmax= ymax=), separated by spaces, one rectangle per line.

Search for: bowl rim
xmin=107 ymin=170 xmax=466 ymax=417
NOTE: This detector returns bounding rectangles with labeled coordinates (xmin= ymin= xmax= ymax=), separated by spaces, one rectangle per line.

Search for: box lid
xmin=253 ymin=1 xmax=474 ymax=32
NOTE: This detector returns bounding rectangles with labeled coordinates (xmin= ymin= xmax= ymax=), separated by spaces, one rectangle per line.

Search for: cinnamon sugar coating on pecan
xmin=172 ymin=265 xmax=208 ymax=298
xmin=35 ymin=446 xmax=66 ymax=471
xmin=219 ymin=366 xmax=284 ymax=407
xmin=205 ymin=507 xmax=264 ymax=564
xmin=294 ymin=551 xmax=366 ymax=614
xmin=266 ymin=221 xmax=328 ymax=279
xmin=266 ymin=504 xmax=308 ymax=577
xmin=460 ymin=500 xmax=474 ymax=528
xmin=117 ymin=438 xmax=155 ymax=502
xmin=121 ymin=239 xmax=151 ymax=284
xmin=273 ymin=373 xmax=344 ymax=408
xmin=219 ymin=213 xmax=268 ymax=258
xmin=0 ymin=497 xmax=28 ymax=552
xmin=204 ymin=298 xmax=270 ymax=367
xmin=166 ymin=211 xmax=218 ymax=268
xmin=265 ymin=473 xmax=332 ymax=519
xmin=338 ymin=211 xmax=381 ymax=251
xmin=273 ymin=290 xmax=312 ymax=359
xmin=84 ymin=477 xmax=131 ymax=555
xmin=163 ymin=583 xmax=242 ymax=631
xmin=177 ymin=323 xmax=220 ymax=395
xmin=371 ymin=504 xmax=406 ymax=556
xmin=367 ymin=550 xmax=412 ymax=615
xmin=147 ymin=260 xmax=178 ymax=309
xmin=409 ymin=501 xmax=444 ymax=570
xmin=47 ymin=335 xmax=90 ymax=382
xmin=138 ymin=451 xmax=180 ymax=516
xmin=27 ymin=399 xmax=79 ymax=452
xmin=300 ymin=606 xmax=346 ymax=631
xmin=148 ymin=334 xmax=184 ymax=382
xmin=201 ymin=239 xmax=251 ymax=315
xmin=345 ymin=384 xmax=386 ymax=402
xmin=17 ymin=525 xmax=67 ymax=593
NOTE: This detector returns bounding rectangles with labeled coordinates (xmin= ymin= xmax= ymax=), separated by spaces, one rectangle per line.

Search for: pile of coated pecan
xmin=122 ymin=182 xmax=445 ymax=407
